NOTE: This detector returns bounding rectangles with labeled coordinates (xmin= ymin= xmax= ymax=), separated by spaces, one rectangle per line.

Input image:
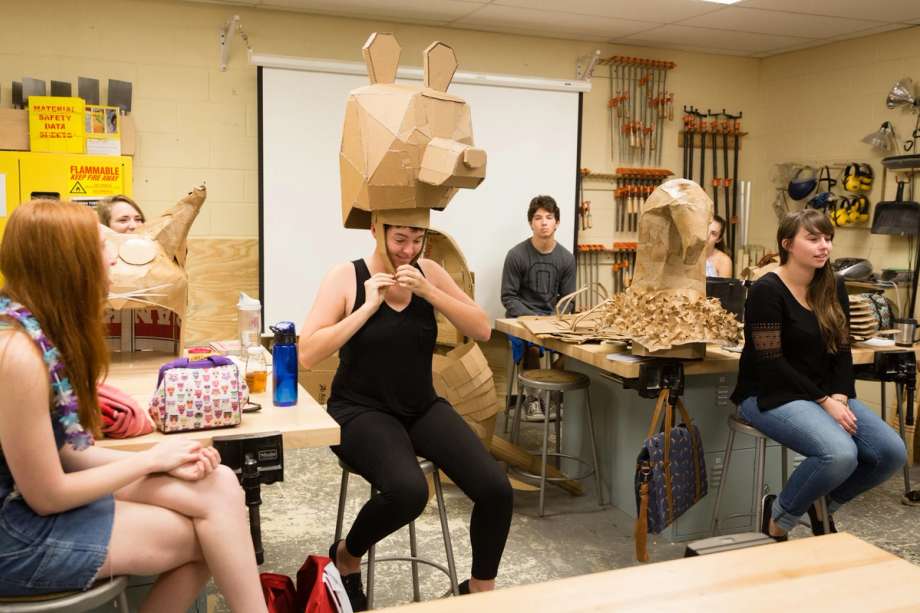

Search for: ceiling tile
xmin=617 ymin=24 xmax=813 ymax=54
xmin=493 ymin=0 xmax=721 ymax=24
xmin=678 ymin=7 xmax=885 ymax=39
xmin=454 ymin=4 xmax=659 ymax=41
xmin=737 ymin=0 xmax=920 ymax=24
xmin=253 ymin=0 xmax=487 ymax=24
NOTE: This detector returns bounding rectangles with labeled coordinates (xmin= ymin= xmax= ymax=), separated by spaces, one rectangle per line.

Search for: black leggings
xmin=331 ymin=399 xmax=513 ymax=580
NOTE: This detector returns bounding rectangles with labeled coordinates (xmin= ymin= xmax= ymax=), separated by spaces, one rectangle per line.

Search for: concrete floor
xmin=208 ymin=419 xmax=920 ymax=611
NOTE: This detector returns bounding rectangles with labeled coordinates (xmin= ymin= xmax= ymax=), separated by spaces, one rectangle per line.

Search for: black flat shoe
xmin=807 ymin=501 xmax=838 ymax=536
xmin=760 ymin=494 xmax=788 ymax=542
xmin=329 ymin=540 xmax=368 ymax=612
xmin=458 ymin=579 xmax=470 ymax=595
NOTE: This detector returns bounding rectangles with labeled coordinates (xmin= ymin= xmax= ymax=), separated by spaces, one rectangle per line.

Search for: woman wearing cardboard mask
xmin=732 ymin=209 xmax=904 ymax=541
xmin=0 ymin=200 xmax=266 ymax=611
xmin=299 ymin=222 xmax=512 ymax=610
xmin=97 ymin=194 xmax=145 ymax=234
xmin=98 ymin=194 xmax=180 ymax=349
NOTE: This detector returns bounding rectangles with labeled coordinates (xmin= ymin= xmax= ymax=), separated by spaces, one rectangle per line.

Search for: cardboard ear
xmin=423 ymin=42 xmax=458 ymax=92
xmin=362 ymin=32 xmax=401 ymax=85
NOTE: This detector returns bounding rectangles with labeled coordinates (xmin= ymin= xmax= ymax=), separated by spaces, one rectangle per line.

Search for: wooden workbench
xmin=97 ymin=351 xmax=340 ymax=451
xmin=496 ymin=317 xmax=911 ymax=380
xmin=380 ymin=533 xmax=920 ymax=612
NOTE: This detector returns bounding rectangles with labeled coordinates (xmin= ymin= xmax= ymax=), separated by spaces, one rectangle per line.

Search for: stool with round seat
xmin=334 ymin=457 xmax=458 ymax=609
xmin=0 ymin=577 xmax=129 ymax=613
xmin=710 ymin=413 xmax=829 ymax=536
xmin=509 ymin=368 xmax=603 ymax=517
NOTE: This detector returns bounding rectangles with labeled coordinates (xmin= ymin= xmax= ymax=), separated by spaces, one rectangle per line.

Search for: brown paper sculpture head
xmin=340 ymin=32 xmax=487 ymax=269
xmin=103 ymin=185 xmax=206 ymax=321
xmin=631 ymin=179 xmax=712 ymax=297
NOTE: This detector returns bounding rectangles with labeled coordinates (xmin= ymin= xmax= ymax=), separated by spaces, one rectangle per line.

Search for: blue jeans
xmin=739 ymin=396 xmax=906 ymax=532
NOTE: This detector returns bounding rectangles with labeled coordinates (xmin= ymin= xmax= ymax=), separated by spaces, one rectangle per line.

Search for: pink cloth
xmin=98 ymin=383 xmax=154 ymax=438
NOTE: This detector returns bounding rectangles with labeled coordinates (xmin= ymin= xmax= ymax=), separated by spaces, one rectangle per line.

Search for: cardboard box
xmin=0 ymin=108 xmax=136 ymax=155
xmin=435 ymin=341 xmax=492 ymax=399
xmin=299 ymin=352 xmax=340 ymax=405
xmin=300 ymin=369 xmax=336 ymax=405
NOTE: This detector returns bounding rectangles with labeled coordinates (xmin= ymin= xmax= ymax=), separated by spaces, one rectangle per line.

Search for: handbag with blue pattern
xmin=634 ymin=388 xmax=707 ymax=561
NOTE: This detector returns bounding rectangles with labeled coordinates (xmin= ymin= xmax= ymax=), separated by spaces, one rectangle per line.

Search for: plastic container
xmin=270 ymin=321 xmax=298 ymax=407
xmin=238 ymin=292 xmax=262 ymax=351
xmin=244 ymin=346 xmax=268 ymax=394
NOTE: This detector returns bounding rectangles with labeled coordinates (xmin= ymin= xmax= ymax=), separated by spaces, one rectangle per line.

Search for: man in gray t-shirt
xmin=501 ymin=195 xmax=575 ymax=420
xmin=501 ymin=195 xmax=576 ymax=318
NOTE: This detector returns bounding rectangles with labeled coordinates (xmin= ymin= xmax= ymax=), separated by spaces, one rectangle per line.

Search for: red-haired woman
xmin=0 ymin=199 xmax=266 ymax=611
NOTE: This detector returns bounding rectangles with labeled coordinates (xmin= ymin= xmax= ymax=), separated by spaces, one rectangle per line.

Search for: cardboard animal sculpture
xmin=631 ymin=179 xmax=710 ymax=296
xmin=104 ymin=185 xmax=206 ymax=322
xmin=339 ymin=32 xmax=487 ymax=272
xmin=600 ymin=179 xmax=741 ymax=352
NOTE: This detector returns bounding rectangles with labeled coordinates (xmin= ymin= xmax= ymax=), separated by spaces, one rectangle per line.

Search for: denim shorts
xmin=0 ymin=489 xmax=115 ymax=596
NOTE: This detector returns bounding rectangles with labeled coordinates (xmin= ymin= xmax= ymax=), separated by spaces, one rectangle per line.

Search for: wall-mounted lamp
xmin=219 ymin=15 xmax=252 ymax=72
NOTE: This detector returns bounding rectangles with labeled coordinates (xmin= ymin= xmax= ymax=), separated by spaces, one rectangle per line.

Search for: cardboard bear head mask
xmin=339 ymin=32 xmax=487 ymax=232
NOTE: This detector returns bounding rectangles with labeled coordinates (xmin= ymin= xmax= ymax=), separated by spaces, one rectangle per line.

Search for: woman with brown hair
xmin=0 ymin=199 xmax=266 ymax=611
xmin=96 ymin=194 xmax=145 ymax=234
xmin=731 ymin=209 xmax=905 ymax=541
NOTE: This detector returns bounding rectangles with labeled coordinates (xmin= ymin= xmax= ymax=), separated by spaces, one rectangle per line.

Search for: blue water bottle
xmin=270 ymin=321 xmax=298 ymax=407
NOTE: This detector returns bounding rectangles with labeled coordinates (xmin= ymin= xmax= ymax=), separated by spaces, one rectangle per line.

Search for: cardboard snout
xmin=418 ymin=138 xmax=487 ymax=189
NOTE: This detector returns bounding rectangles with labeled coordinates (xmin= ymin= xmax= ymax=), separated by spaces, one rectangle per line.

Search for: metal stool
xmin=0 ymin=577 xmax=129 ymax=612
xmin=502 ymin=342 xmax=551 ymax=434
xmin=334 ymin=458 xmax=459 ymax=609
xmin=710 ymin=413 xmax=829 ymax=536
xmin=509 ymin=368 xmax=603 ymax=516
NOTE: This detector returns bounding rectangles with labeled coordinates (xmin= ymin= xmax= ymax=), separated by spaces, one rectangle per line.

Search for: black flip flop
xmin=761 ymin=494 xmax=788 ymax=542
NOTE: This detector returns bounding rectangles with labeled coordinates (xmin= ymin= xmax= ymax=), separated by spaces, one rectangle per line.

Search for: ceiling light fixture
xmin=701 ymin=0 xmax=742 ymax=5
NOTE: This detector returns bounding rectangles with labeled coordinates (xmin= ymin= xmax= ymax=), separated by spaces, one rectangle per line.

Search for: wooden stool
xmin=0 ymin=577 xmax=129 ymax=612
xmin=509 ymin=368 xmax=603 ymax=516
xmin=334 ymin=458 xmax=459 ymax=609
xmin=710 ymin=413 xmax=829 ymax=536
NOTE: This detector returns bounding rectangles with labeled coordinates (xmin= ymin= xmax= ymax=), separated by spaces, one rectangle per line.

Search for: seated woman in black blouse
xmin=732 ymin=209 xmax=905 ymax=540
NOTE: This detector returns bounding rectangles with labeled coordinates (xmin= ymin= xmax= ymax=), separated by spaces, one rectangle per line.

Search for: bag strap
xmin=645 ymin=389 xmax=669 ymax=440
xmin=661 ymin=389 xmax=675 ymax=522
xmin=676 ymin=396 xmax=706 ymax=498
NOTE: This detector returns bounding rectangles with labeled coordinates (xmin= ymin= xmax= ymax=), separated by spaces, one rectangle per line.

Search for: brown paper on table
xmin=525 ymin=180 xmax=742 ymax=352
xmin=104 ymin=185 xmax=206 ymax=322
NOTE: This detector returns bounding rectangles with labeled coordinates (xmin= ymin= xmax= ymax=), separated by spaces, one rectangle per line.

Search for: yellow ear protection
xmin=833 ymin=196 xmax=853 ymax=226
xmin=843 ymin=163 xmax=862 ymax=193
xmin=849 ymin=194 xmax=870 ymax=224
xmin=858 ymin=163 xmax=873 ymax=192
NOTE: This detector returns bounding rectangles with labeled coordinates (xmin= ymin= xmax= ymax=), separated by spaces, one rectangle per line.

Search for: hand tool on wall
xmin=728 ymin=111 xmax=742 ymax=259
xmin=720 ymin=111 xmax=731 ymax=225
xmin=697 ymin=110 xmax=706 ymax=190
xmin=709 ymin=110 xmax=720 ymax=220
xmin=682 ymin=109 xmax=693 ymax=179
xmin=601 ymin=55 xmax=675 ymax=166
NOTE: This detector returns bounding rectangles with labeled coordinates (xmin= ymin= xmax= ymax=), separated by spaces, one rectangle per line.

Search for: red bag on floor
xmin=261 ymin=573 xmax=298 ymax=613
xmin=297 ymin=555 xmax=352 ymax=613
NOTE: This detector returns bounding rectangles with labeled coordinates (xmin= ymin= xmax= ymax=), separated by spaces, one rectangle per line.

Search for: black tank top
xmin=328 ymin=259 xmax=438 ymax=419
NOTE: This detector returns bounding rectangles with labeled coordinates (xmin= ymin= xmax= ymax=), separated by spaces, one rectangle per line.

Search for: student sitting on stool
xmin=732 ymin=209 xmax=905 ymax=541
xmin=299 ymin=221 xmax=513 ymax=611
xmin=500 ymin=195 xmax=575 ymax=419
xmin=0 ymin=199 xmax=266 ymax=611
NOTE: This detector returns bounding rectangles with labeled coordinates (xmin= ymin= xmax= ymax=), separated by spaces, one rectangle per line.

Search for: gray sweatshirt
xmin=501 ymin=239 xmax=576 ymax=317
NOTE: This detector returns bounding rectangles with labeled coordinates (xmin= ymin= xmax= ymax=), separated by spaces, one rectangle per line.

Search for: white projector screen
xmin=259 ymin=65 xmax=580 ymax=330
